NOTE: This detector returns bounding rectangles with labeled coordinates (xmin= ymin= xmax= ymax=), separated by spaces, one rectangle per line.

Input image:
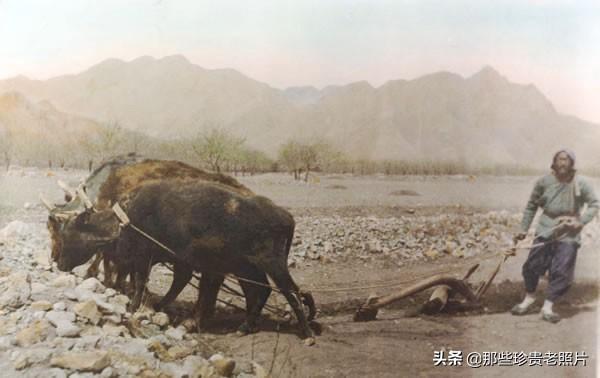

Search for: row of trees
xmin=0 ymin=124 xmax=275 ymax=174
xmin=79 ymin=127 xmax=273 ymax=175
xmin=1 ymin=123 xmax=552 ymax=177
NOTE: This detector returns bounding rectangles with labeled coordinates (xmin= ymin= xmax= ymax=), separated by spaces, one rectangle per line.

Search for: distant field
xmin=3 ymin=168 xmax=600 ymax=225
xmin=236 ymin=172 xmax=600 ymax=211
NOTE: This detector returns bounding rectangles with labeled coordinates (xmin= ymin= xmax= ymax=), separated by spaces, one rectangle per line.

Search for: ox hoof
xmin=309 ymin=321 xmax=323 ymax=336
xmin=236 ymin=323 xmax=258 ymax=336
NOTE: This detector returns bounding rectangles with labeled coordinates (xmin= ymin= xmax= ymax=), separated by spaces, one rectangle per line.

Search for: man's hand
xmin=513 ymin=232 xmax=527 ymax=245
xmin=556 ymin=216 xmax=583 ymax=236
xmin=503 ymin=247 xmax=517 ymax=257
xmin=568 ymin=220 xmax=584 ymax=233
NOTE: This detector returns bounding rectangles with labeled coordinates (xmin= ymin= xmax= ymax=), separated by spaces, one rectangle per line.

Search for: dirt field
xmin=1 ymin=169 xmax=598 ymax=377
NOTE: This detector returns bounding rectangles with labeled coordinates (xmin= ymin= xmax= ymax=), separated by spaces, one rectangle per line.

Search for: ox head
xmin=54 ymin=208 xmax=121 ymax=271
xmin=41 ymin=181 xmax=105 ymax=265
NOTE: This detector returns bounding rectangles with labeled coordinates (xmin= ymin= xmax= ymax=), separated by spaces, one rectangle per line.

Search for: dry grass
xmin=326 ymin=184 xmax=347 ymax=190
xmin=389 ymin=189 xmax=420 ymax=196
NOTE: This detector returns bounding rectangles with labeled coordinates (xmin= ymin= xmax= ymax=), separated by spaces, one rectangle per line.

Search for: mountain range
xmin=1 ymin=55 xmax=598 ymax=168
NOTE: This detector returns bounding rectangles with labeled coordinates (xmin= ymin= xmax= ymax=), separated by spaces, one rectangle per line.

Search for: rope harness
xmin=109 ymin=202 xmax=576 ymax=313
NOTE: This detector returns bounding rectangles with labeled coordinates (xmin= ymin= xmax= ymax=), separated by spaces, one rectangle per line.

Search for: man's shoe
xmin=510 ymin=304 xmax=531 ymax=315
xmin=541 ymin=311 xmax=561 ymax=323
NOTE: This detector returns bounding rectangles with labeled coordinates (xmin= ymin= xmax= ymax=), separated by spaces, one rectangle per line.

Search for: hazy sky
xmin=1 ymin=0 xmax=599 ymax=123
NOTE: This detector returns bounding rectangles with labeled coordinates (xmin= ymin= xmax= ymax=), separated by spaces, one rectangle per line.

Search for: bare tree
xmin=80 ymin=121 xmax=124 ymax=171
xmin=98 ymin=121 xmax=124 ymax=158
xmin=126 ymin=130 xmax=149 ymax=155
xmin=279 ymin=140 xmax=342 ymax=181
xmin=192 ymin=128 xmax=245 ymax=173
xmin=278 ymin=140 xmax=303 ymax=179
xmin=239 ymin=148 xmax=271 ymax=175
xmin=298 ymin=143 xmax=319 ymax=181
xmin=0 ymin=128 xmax=12 ymax=171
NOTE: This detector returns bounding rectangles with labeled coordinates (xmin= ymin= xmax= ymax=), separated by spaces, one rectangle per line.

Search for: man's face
xmin=554 ymin=152 xmax=573 ymax=176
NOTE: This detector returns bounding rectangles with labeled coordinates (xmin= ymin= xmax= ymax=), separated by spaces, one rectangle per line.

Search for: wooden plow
xmin=355 ymin=225 xmax=569 ymax=321
xmin=354 ymin=249 xmax=515 ymax=322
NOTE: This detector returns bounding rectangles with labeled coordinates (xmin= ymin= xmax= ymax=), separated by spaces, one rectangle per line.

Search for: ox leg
xmin=115 ymin=264 xmax=133 ymax=295
xmin=85 ymin=254 xmax=102 ymax=279
xmin=154 ymin=263 xmax=193 ymax=312
xmin=102 ymin=254 xmax=115 ymax=288
xmin=264 ymin=266 xmax=313 ymax=339
xmin=237 ymin=266 xmax=271 ymax=335
xmin=196 ymin=273 xmax=225 ymax=330
xmin=130 ymin=264 xmax=150 ymax=313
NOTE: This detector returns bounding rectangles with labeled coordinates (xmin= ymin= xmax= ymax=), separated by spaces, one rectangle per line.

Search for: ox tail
xmin=284 ymin=219 xmax=295 ymax=259
xmin=282 ymin=219 xmax=316 ymax=322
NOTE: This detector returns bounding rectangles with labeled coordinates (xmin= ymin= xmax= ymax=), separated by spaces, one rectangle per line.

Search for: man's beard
xmin=556 ymin=165 xmax=573 ymax=177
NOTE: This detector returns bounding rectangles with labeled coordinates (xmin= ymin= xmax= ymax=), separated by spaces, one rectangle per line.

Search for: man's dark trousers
xmin=522 ymin=237 xmax=578 ymax=301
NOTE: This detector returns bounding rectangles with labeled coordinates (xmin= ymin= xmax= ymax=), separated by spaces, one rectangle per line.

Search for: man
xmin=511 ymin=149 xmax=598 ymax=323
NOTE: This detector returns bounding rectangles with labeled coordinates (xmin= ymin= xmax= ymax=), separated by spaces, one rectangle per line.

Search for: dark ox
xmin=45 ymin=154 xmax=254 ymax=311
xmin=56 ymin=180 xmax=315 ymax=339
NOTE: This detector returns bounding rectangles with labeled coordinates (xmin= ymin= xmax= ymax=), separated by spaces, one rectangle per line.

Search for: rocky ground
xmin=0 ymin=215 xmax=268 ymax=377
xmin=290 ymin=208 xmax=520 ymax=266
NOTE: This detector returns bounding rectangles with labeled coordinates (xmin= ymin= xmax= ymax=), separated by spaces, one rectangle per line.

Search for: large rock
xmin=56 ymin=322 xmax=81 ymax=337
xmin=0 ymin=271 xmax=31 ymax=308
xmin=46 ymin=309 xmax=81 ymax=337
xmin=74 ymin=300 xmax=102 ymax=325
xmin=51 ymin=274 xmax=78 ymax=288
xmin=30 ymin=300 xmax=53 ymax=312
xmin=108 ymin=294 xmax=129 ymax=314
xmin=103 ymin=313 xmax=122 ymax=324
xmin=151 ymin=312 xmax=169 ymax=328
xmin=15 ymin=319 xmax=53 ymax=347
xmin=77 ymin=278 xmax=106 ymax=293
xmin=53 ymin=302 xmax=67 ymax=311
xmin=46 ymin=310 xmax=76 ymax=326
xmin=102 ymin=323 xmax=128 ymax=337
xmin=182 ymin=355 xmax=210 ymax=375
xmin=0 ymin=221 xmax=34 ymax=242
xmin=50 ymin=351 xmax=111 ymax=372
xmin=165 ymin=326 xmax=185 ymax=341
xmin=12 ymin=348 xmax=53 ymax=370
xmin=30 ymin=282 xmax=49 ymax=296
xmin=73 ymin=288 xmax=98 ymax=303
xmin=211 ymin=356 xmax=236 ymax=377
xmin=167 ymin=345 xmax=194 ymax=361
xmin=13 ymin=354 xmax=33 ymax=370
xmin=33 ymin=248 xmax=52 ymax=268
xmin=95 ymin=299 xmax=120 ymax=315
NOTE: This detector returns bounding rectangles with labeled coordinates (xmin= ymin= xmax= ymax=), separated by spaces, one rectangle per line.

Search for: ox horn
xmin=39 ymin=193 xmax=56 ymax=211
xmin=76 ymin=185 xmax=94 ymax=210
xmin=57 ymin=180 xmax=77 ymax=201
